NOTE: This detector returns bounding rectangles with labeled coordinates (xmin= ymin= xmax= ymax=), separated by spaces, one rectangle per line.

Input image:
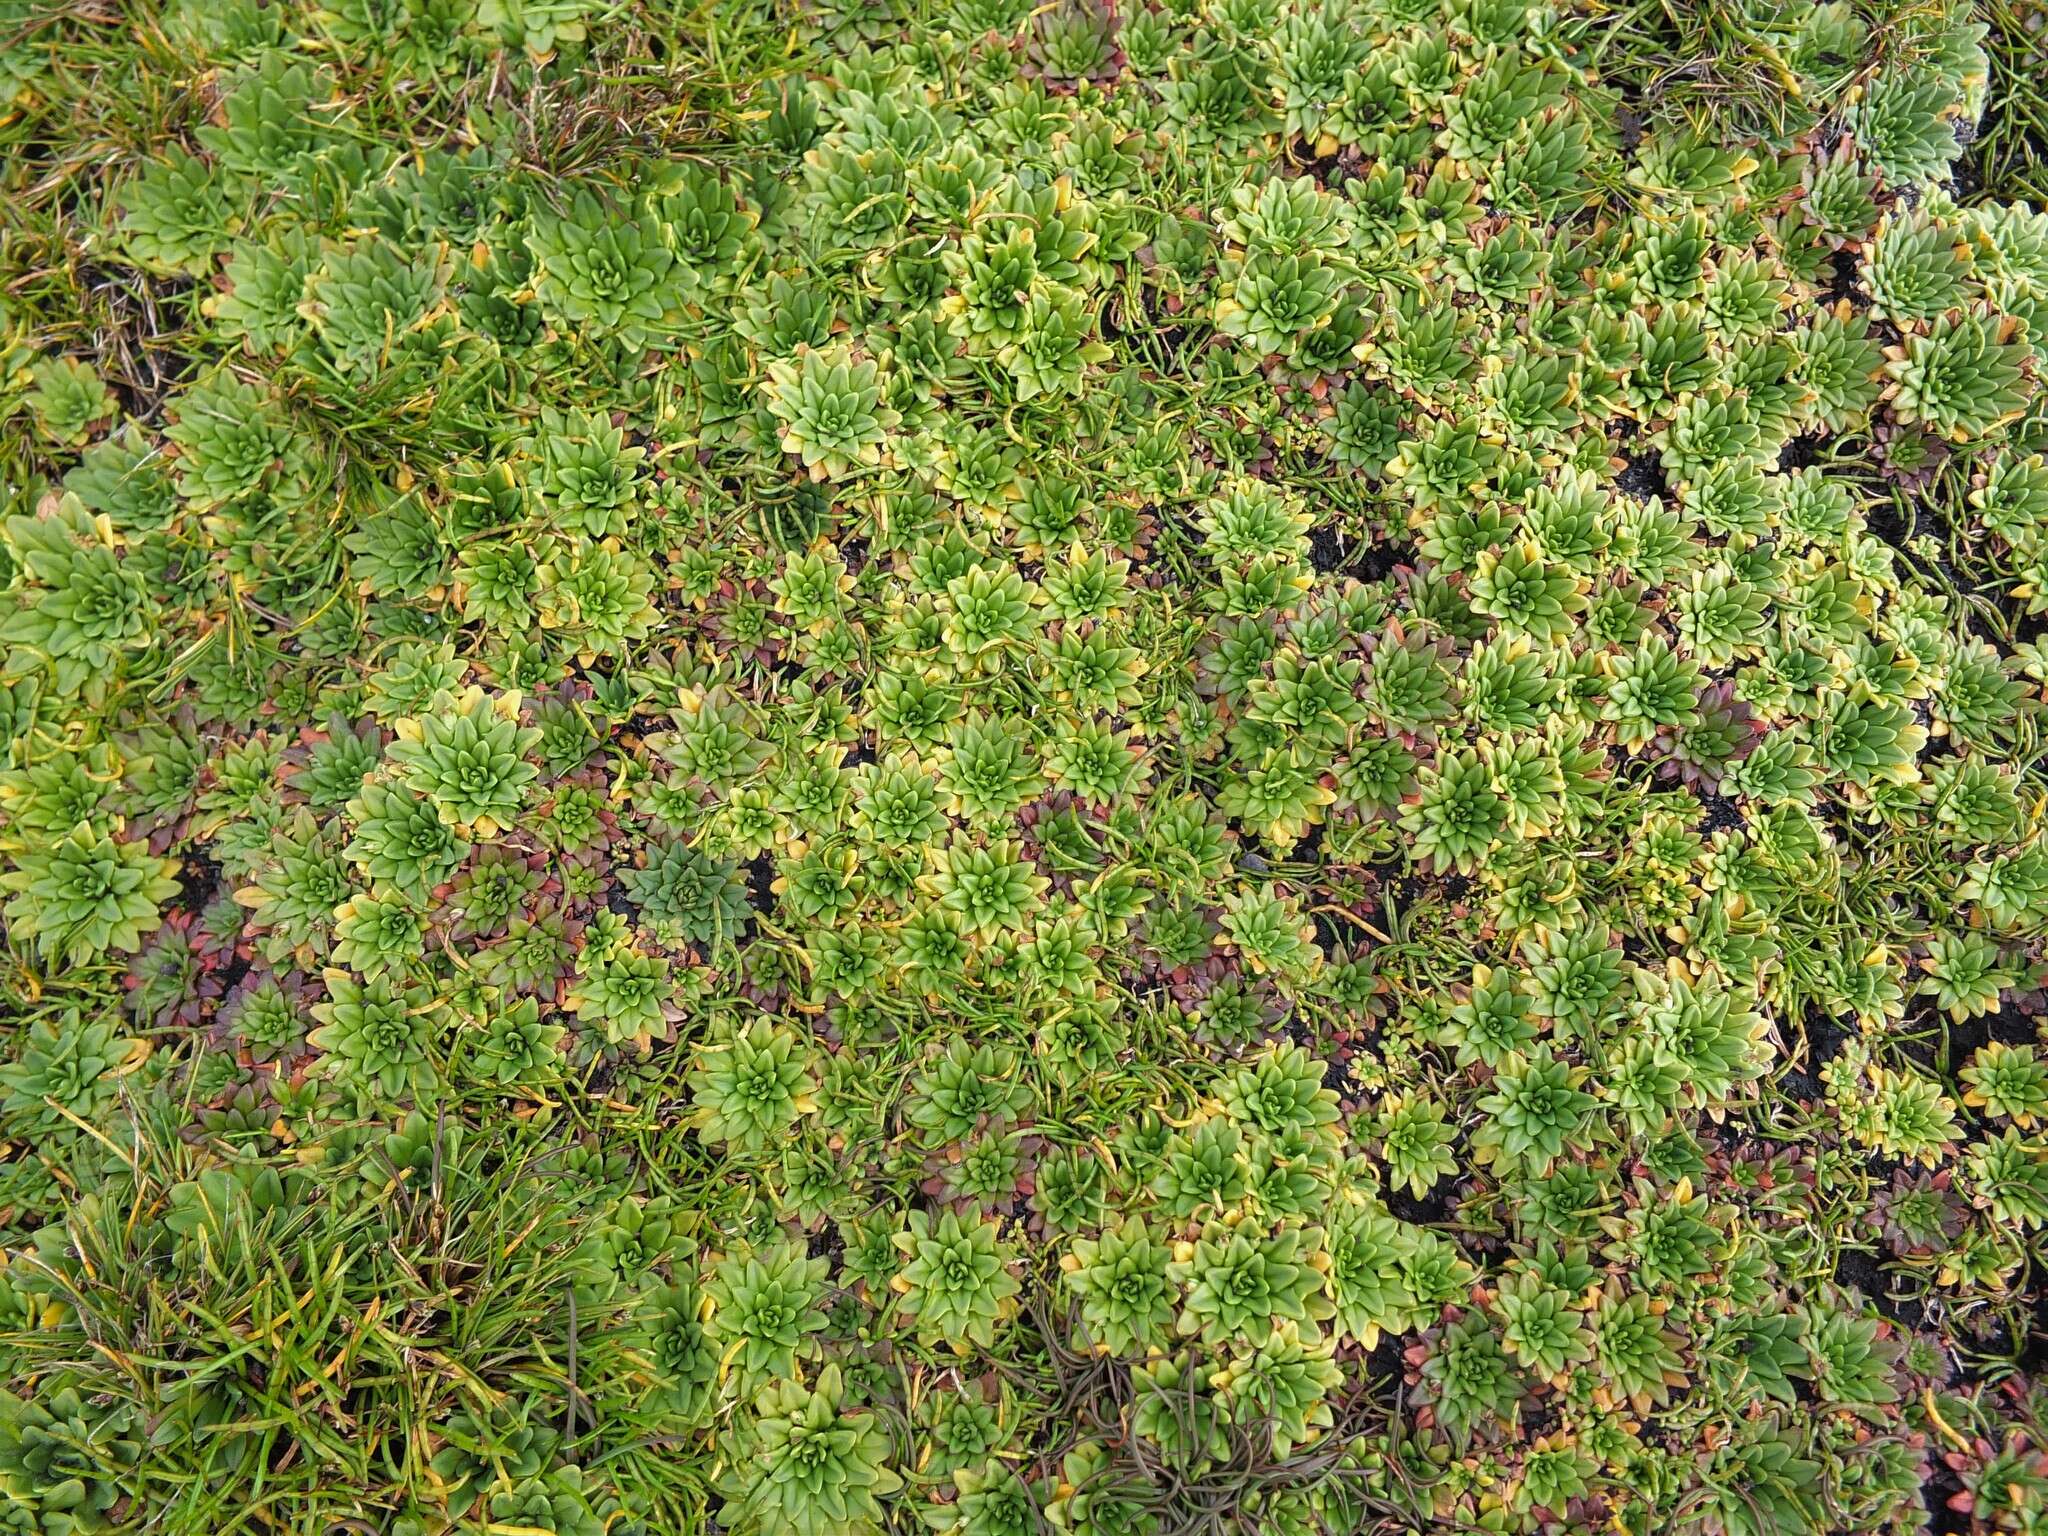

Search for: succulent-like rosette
xmin=761 ymin=344 xmax=901 ymax=480
xmin=526 ymin=189 xmax=682 ymax=344
xmin=1885 ymin=305 xmax=2034 ymax=439
xmin=0 ymin=497 xmax=159 ymax=702
xmin=892 ymin=1206 xmax=1022 ymax=1348
xmin=0 ymin=821 xmax=178 ymax=967
xmin=715 ymin=1366 xmax=901 ymax=1536
xmin=385 ymin=687 xmax=541 ymax=838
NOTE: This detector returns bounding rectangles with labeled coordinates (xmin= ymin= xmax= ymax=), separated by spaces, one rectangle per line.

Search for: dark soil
xmin=742 ymin=851 xmax=777 ymax=915
xmin=1613 ymin=452 xmax=1669 ymax=503
xmin=1775 ymin=434 xmax=1821 ymax=473
xmin=170 ymin=845 xmax=225 ymax=916
xmin=1822 ymin=247 xmax=1871 ymax=308
xmin=1777 ymin=1008 xmax=1856 ymax=1103
xmin=1692 ymin=788 xmax=1747 ymax=835
xmin=1382 ymin=1177 xmax=1460 ymax=1227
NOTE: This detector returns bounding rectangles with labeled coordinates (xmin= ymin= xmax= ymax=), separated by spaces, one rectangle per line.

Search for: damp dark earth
xmin=3 ymin=2 xmax=2048 ymax=1534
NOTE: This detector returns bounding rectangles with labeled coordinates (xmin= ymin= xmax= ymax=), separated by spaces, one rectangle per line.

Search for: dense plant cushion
xmin=2 ymin=0 xmax=2047 ymax=1532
